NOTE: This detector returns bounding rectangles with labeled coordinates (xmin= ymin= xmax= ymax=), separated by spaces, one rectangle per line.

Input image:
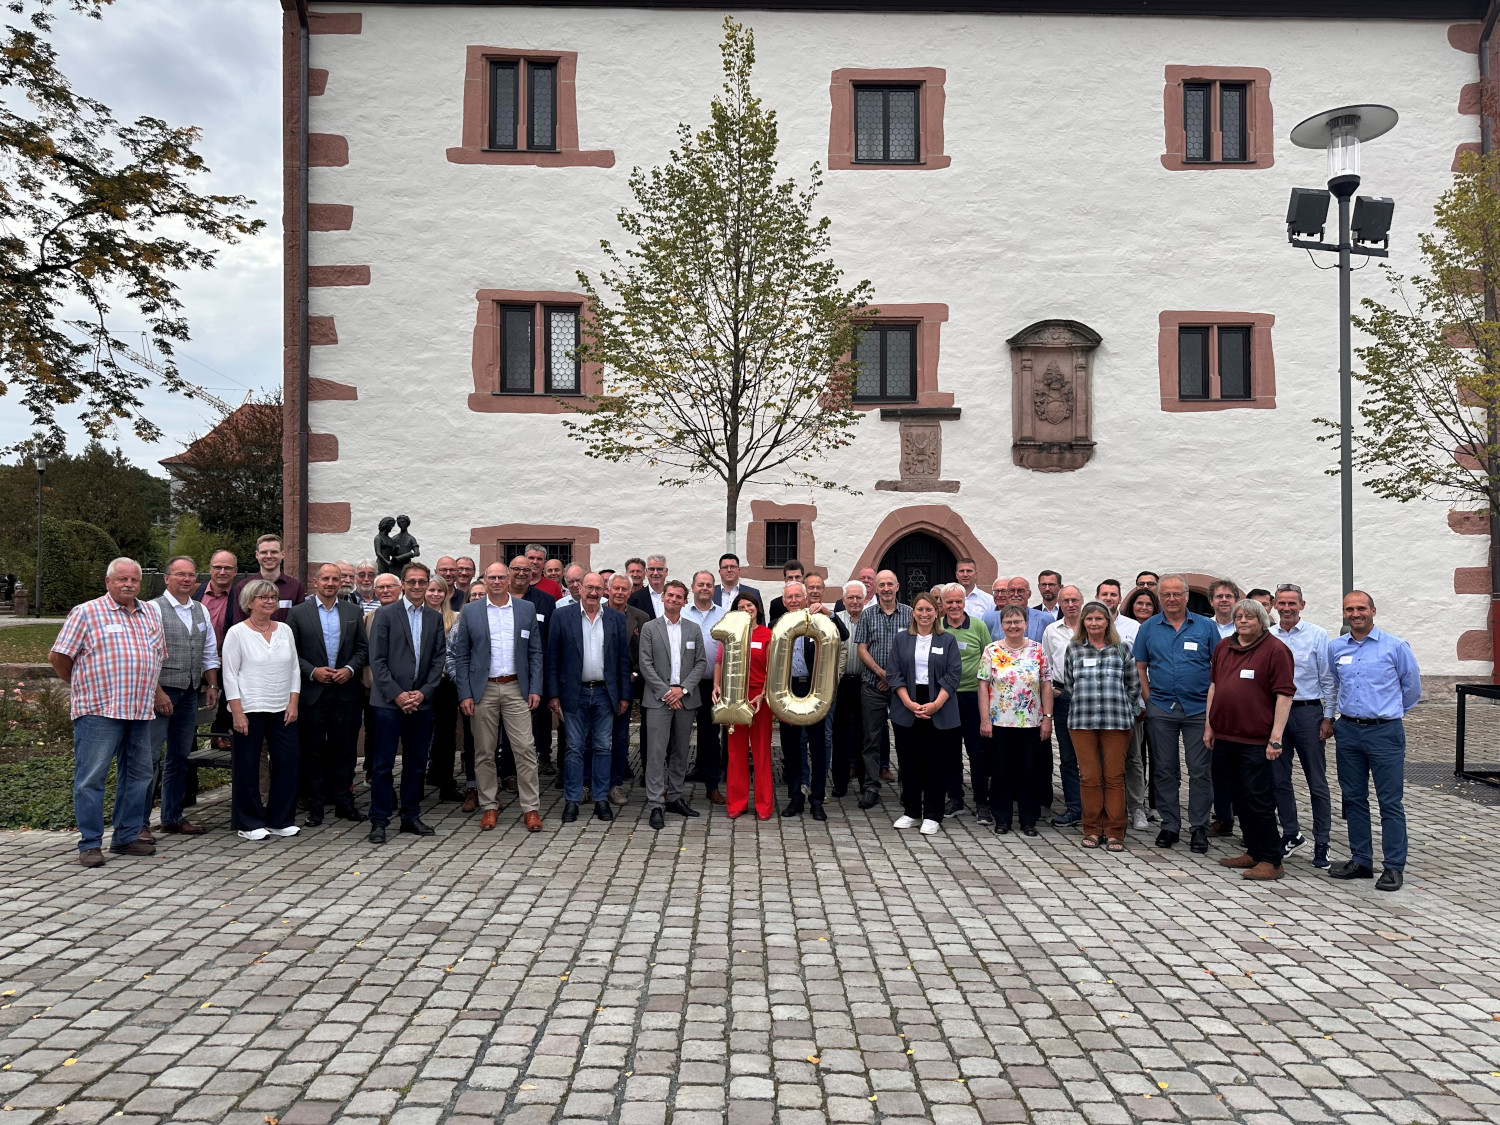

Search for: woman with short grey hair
xmin=221 ymin=579 xmax=301 ymax=842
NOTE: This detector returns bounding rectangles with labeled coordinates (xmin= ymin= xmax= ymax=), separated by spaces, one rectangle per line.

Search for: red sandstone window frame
xmin=828 ymin=68 xmax=950 ymax=171
xmin=1161 ymin=66 xmax=1273 ymax=171
xmin=1157 ymin=311 xmax=1276 ymax=412
xmin=469 ymin=290 xmax=601 ymax=415
xmin=743 ymin=502 xmax=826 ymax=583
xmin=848 ymin=304 xmax=952 ymax=411
xmin=446 ymin=46 xmax=614 ymax=168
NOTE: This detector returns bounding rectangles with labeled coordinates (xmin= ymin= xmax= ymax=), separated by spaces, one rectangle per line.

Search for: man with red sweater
xmin=1203 ymin=598 xmax=1295 ymax=881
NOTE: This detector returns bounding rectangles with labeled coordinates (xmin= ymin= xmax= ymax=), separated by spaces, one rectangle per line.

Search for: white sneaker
xmin=268 ymin=825 xmax=300 ymax=837
xmin=237 ymin=828 xmax=269 ymax=842
xmin=920 ymin=819 xmax=941 ymax=835
xmin=1132 ymin=810 xmax=1149 ymax=831
xmin=893 ymin=815 xmax=918 ymax=829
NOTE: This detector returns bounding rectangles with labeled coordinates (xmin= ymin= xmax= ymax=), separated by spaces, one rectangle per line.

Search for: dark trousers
xmin=950 ymin=691 xmax=989 ymax=804
xmin=1272 ymin=704 xmax=1331 ymax=847
xmin=1217 ymin=738 xmax=1281 ymax=865
xmin=891 ymin=685 xmax=954 ymax=822
xmin=611 ymin=707 xmax=631 ymax=788
xmin=427 ymin=677 xmax=468 ymax=791
xmin=989 ymin=725 xmax=1045 ymax=828
xmin=1333 ymin=717 xmax=1407 ymax=870
xmin=299 ymin=693 xmax=360 ymax=815
xmin=1053 ymin=690 xmax=1081 ymax=818
xmin=832 ymin=676 xmax=864 ymax=793
xmin=369 ymin=705 xmax=435 ymax=827
xmin=692 ymin=693 xmax=724 ymax=792
xmin=1211 ymin=744 xmax=1236 ymax=827
xmin=779 ymin=676 xmax=827 ymax=801
xmin=232 ymin=711 xmax=299 ymax=832
xmin=859 ymin=681 xmax=893 ymax=791
xmin=149 ymin=684 xmax=199 ymax=827
xmin=532 ymin=700 xmax=554 ymax=767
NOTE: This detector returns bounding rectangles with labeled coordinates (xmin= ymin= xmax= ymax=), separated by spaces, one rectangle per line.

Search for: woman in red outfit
xmin=714 ymin=592 xmax=774 ymax=819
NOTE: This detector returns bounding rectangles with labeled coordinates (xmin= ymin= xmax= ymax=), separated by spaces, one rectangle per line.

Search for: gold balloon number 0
xmin=711 ymin=609 xmax=840 ymax=728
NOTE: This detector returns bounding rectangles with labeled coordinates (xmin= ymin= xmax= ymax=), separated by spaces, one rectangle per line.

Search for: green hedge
xmin=36 ymin=517 xmax=120 ymax=613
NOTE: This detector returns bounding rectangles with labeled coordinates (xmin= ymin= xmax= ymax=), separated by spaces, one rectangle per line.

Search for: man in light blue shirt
xmin=684 ymin=571 xmax=729 ymax=803
xmin=1327 ymin=590 xmax=1421 ymax=891
xmin=1270 ymin=583 xmax=1336 ymax=868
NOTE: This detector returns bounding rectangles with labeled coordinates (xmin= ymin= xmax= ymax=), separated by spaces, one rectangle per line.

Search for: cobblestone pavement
xmin=4 ymin=703 xmax=1500 ymax=1125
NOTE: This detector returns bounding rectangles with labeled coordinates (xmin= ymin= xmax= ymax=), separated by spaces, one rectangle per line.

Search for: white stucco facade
xmin=295 ymin=3 xmax=1487 ymax=678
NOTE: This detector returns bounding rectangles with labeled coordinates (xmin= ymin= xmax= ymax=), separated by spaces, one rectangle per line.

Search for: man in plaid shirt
xmin=50 ymin=557 xmax=168 ymax=868
xmin=852 ymin=570 xmax=912 ymax=810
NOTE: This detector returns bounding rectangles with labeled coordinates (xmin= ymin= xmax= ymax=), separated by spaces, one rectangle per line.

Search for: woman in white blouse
xmin=221 ymin=579 xmax=301 ymax=842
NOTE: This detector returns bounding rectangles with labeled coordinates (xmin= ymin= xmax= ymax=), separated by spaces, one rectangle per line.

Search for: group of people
xmin=51 ymin=541 xmax=1420 ymax=891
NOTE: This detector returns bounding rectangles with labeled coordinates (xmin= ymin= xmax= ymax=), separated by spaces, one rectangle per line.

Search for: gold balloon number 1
xmin=711 ymin=609 xmax=840 ymax=728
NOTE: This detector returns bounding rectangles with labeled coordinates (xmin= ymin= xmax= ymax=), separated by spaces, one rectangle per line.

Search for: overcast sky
xmin=0 ymin=0 xmax=281 ymax=474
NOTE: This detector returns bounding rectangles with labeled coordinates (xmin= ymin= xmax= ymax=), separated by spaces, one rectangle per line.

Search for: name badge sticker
xmin=932 ymin=647 xmax=944 ymax=655
xmin=751 ymin=641 xmax=763 ymax=650
xmin=1239 ymin=668 xmax=1255 ymax=679
xmin=536 ymin=614 xmax=545 ymax=622
xmin=278 ymin=599 xmax=292 ymax=609
xmin=1083 ymin=658 xmax=1098 ymax=668
xmin=104 ymin=623 xmax=126 ymax=635
xmin=1183 ymin=641 xmax=1199 ymax=651
xmin=1338 ymin=654 xmax=1353 ymax=665
xmin=521 ymin=629 xmax=531 ymax=638
xmin=957 ymin=641 xmax=968 ymax=650
xmin=686 ymin=640 xmax=696 ymax=649
xmin=195 ymin=622 xmax=206 ymax=631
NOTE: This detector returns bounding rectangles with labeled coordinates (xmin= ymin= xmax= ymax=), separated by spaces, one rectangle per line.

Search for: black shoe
xmin=995 ymin=823 xmax=1011 ymax=835
xmin=1330 ymin=859 xmax=1374 ymax=880
xmin=1282 ymin=832 xmax=1307 ymax=858
xmin=368 ymin=824 xmax=387 ymax=845
xmin=594 ymin=801 xmax=614 ymax=822
xmin=665 ymin=798 xmax=700 ymax=818
xmin=781 ymin=795 xmax=805 ymax=818
xmin=335 ymin=804 xmax=366 ymax=823
xmin=943 ymin=797 xmax=964 ymax=817
xmin=649 ymin=808 xmax=665 ymax=830
xmin=108 ymin=840 xmax=155 ymax=856
xmin=1051 ymin=813 xmax=1081 ymax=827
xmin=438 ymin=787 xmax=465 ymax=802
xmin=538 ymin=759 xmax=557 ymax=776
xmin=809 ymin=800 xmax=827 ymax=822
xmin=562 ymin=801 xmax=579 ymax=823
xmin=975 ymin=804 xmax=993 ymax=825
xmin=857 ymin=788 xmax=880 ymax=810
xmin=1155 ymin=830 xmax=1179 ymax=848
xmin=684 ymin=769 xmax=705 ymax=783
xmin=1376 ymin=867 xmax=1403 ymax=891
xmin=1021 ymin=824 xmax=1039 ymax=838
xmin=1190 ymin=827 xmax=1209 ymax=854
xmin=304 ymin=812 xmax=324 ymax=827
xmin=831 ymin=785 xmax=848 ymax=799
xmin=400 ymin=818 xmax=435 ymax=837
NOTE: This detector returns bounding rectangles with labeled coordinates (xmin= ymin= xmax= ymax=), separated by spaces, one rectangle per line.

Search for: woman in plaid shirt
xmin=1061 ymin=601 xmax=1141 ymax=852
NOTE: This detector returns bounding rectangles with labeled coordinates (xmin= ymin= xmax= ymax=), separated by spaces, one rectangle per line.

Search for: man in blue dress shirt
xmin=1327 ymin=590 xmax=1421 ymax=891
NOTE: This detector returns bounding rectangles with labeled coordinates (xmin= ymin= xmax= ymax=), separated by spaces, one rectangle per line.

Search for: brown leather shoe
xmin=460 ymin=788 xmax=479 ymax=813
xmin=480 ymin=809 xmax=498 ymax=831
xmin=1243 ymin=861 xmax=1284 ymax=880
xmin=880 ymin=768 xmax=897 ymax=783
xmin=708 ymin=789 xmax=726 ymax=805
xmin=76 ymin=848 xmax=105 ymax=868
xmin=523 ymin=811 xmax=543 ymax=832
xmin=161 ymin=820 xmax=206 ymax=835
xmin=137 ymin=827 xmax=157 ymax=844
xmin=1219 ymin=852 xmax=1256 ymax=868
xmin=1208 ymin=819 xmax=1234 ymax=838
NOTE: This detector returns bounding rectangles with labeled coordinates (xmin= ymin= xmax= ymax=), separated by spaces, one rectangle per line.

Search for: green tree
xmin=0 ymin=0 xmax=265 ymax=450
xmin=567 ymin=17 xmax=872 ymax=553
xmin=163 ymin=392 xmax=282 ymax=561
xmin=1334 ymin=149 xmax=1500 ymax=616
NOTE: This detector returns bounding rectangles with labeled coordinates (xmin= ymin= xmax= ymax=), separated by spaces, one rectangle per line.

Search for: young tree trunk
xmin=724 ymin=480 xmax=740 ymax=558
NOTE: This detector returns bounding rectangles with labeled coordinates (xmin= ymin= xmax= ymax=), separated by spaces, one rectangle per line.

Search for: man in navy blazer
xmin=449 ymin=561 xmax=545 ymax=831
xmin=712 ymin=552 xmax=760 ymax=611
xmin=545 ymin=572 xmax=632 ymax=823
xmin=367 ymin=562 xmax=446 ymax=844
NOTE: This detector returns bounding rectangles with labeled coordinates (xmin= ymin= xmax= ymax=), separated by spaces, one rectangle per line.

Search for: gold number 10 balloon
xmin=712 ymin=608 xmax=840 ymax=728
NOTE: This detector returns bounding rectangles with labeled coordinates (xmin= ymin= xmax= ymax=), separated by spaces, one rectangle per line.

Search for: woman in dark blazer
xmin=884 ymin=591 xmax=962 ymax=836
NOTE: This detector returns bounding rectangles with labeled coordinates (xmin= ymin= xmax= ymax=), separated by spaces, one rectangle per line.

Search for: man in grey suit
xmin=367 ymin=562 xmax=446 ymax=844
xmin=449 ymin=561 xmax=545 ymax=832
xmin=638 ymin=579 xmax=707 ymax=830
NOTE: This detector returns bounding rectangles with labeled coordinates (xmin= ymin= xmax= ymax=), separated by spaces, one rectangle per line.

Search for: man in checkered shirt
xmin=49 ymin=557 xmax=168 ymax=868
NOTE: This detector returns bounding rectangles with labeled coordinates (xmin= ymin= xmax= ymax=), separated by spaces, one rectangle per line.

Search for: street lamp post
xmin=1286 ymin=104 xmax=1399 ymax=598
xmin=34 ymin=454 xmax=46 ymax=617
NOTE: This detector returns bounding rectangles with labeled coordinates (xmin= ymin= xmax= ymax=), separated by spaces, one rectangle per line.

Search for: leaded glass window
xmin=1218 ymin=327 xmax=1251 ymax=398
xmin=1183 ymin=83 xmax=1210 ymax=163
xmin=853 ymin=325 xmax=918 ymax=402
xmin=1220 ymin=83 xmax=1247 ymax=162
xmin=853 ymin=86 xmax=920 ymax=164
xmin=528 ymin=62 xmax=556 ymax=151
xmin=1177 ymin=328 xmax=1209 ymax=399
xmin=490 ymin=62 xmax=519 ymax=150
xmin=546 ymin=307 xmax=580 ymax=393
xmin=501 ymin=306 xmax=534 ymax=392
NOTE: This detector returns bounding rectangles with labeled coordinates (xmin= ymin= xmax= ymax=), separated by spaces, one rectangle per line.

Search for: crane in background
xmin=115 ymin=333 xmax=250 ymax=416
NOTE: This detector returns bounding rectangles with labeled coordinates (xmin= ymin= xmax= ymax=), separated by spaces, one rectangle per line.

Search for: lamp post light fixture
xmin=34 ymin=453 xmax=47 ymax=617
xmin=1286 ymin=103 xmax=1399 ymax=599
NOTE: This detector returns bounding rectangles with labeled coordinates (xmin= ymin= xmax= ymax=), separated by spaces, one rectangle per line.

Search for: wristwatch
xmin=1269 ymin=740 xmax=1282 ymax=749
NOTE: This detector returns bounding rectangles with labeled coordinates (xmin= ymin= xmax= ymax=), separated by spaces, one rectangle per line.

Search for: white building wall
xmin=302 ymin=5 xmax=1485 ymax=675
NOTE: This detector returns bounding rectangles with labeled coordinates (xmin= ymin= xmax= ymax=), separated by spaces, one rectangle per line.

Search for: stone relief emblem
xmin=1033 ymin=363 xmax=1074 ymax=426
xmin=901 ymin=425 xmax=941 ymax=478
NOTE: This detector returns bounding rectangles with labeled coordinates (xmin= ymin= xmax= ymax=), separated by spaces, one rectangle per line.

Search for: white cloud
xmin=0 ymin=0 xmax=281 ymax=472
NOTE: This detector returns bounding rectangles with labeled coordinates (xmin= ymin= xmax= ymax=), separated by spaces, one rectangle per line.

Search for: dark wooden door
xmin=879 ymin=532 xmax=956 ymax=602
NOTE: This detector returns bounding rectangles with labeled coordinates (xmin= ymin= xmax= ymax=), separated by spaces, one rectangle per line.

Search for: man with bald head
xmin=546 ymin=572 xmax=632 ymax=822
xmin=852 ymin=569 xmax=912 ymax=809
xmin=556 ymin=563 xmax=586 ymax=608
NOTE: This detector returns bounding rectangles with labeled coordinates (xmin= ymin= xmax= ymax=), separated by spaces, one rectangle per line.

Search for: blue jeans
xmin=1054 ymin=691 xmax=1081 ymax=819
xmin=1272 ymin=704 xmax=1331 ymax=847
xmin=73 ymin=715 xmax=155 ymax=852
xmin=369 ymin=706 xmax=435 ymax=826
xmin=611 ymin=707 xmax=631 ymax=788
xmin=1145 ymin=699 xmax=1210 ymax=836
xmin=563 ymin=687 xmax=614 ymax=802
xmin=780 ymin=677 xmax=827 ymax=801
xmin=150 ymin=685 xmax=200 ymax=827
xmin=1334 ymin=717 xmax=1407 ymax=870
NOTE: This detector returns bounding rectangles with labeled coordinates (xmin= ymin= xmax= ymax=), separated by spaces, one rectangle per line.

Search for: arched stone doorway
xmin=880 ymin=532 xmax=957 ymax=599
xmin=853 ymin=505 xmax=996 ymax=596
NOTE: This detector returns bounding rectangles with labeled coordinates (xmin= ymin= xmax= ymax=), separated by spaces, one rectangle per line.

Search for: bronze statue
xmin=375 ymin=514 xmax=420 ymax=575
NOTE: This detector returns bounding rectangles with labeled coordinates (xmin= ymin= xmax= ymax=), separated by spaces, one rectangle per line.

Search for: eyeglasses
xmin=254 ymin=594 xmax=278 ymax=602
xmin=1275 ymin=583 xmax=1302 ymax=594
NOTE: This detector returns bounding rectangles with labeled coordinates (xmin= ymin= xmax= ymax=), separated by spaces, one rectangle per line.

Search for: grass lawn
xmin=0 ymin=750 xmax=229 ymax=831
xmin=0 ymin=623 xmax=62 ymax=664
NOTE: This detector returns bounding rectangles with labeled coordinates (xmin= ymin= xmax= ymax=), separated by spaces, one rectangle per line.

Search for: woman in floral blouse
xmin=1062 ymin=601 xmax=1142 ymax=852
xmin=977 ymin=604 xmax=1053 ymax=837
